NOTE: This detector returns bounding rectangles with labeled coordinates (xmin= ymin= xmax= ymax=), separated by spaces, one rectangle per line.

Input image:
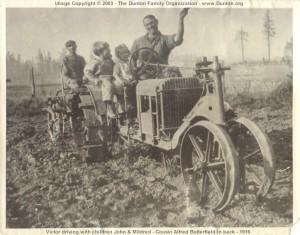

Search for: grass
xmin=6 ymin=84 xmax=60 ymax=117
xmin=7 ymin=97 xmax=45 ymax=117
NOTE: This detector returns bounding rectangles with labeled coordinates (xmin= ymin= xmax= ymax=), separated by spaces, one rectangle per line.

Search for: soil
xmin=6 ymin=84 xmax=292 ymax=228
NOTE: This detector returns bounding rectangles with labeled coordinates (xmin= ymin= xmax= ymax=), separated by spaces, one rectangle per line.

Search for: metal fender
xmin=171 ymin=95 xmax=224 ymax=149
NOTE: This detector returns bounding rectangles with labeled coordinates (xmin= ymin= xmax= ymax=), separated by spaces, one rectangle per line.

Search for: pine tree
xmin=263 ymin=10 xmax=276 ymax=62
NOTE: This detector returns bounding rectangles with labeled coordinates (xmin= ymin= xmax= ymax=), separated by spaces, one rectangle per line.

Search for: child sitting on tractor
xmin=84 ymin=41 xmax=117 ymax=118
xmin=113 ymin=44 xmax=137 ymax=117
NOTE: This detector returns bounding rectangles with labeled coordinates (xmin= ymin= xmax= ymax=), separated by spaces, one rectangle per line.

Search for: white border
xmin=1 ymin=1 xmax=298 ymax=235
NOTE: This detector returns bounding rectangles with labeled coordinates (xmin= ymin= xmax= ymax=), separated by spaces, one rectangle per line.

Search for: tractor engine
xmin=136 ymin=77 xmax=205 ymax=142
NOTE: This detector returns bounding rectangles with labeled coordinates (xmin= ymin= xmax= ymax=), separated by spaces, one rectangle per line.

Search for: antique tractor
xmin=46 ymin=49 xmax=275 ymax=212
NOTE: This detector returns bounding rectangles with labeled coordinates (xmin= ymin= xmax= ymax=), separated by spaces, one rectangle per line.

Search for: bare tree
xmin=284 ymin=37 xmax=293 ymax=62
xmin=284 ymin=37 xmax=293 ymax=78
xmin=263 ymin=10 xmax=276 ymax=62
xmin=236 ymin=27 xmax=248 ymax=63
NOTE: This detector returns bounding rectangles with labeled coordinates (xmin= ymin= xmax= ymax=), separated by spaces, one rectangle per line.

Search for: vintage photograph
xmin=6 ymin=7 xmax=292 ymax=227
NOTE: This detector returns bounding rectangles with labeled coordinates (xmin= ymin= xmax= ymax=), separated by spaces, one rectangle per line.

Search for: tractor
xmin=46 ymin=48 xmax=275 ymax=212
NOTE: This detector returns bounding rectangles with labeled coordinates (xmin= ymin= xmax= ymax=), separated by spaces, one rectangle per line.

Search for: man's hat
xmin=65 ymin=40 xmax=77 ymax=47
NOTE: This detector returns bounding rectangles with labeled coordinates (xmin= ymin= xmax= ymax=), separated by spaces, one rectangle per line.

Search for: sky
xmin=6 ymin=8 xmax=292 ymax=63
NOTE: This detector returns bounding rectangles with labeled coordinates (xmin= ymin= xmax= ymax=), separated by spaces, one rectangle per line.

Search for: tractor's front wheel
xmin=228 ymin=117 xmax=275 ymax=200
xmin=180 ymin=121 xmax=239 ymax=212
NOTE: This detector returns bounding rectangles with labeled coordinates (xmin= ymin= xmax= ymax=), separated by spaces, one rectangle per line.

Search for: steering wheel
xmin=129 ymin=48 xmax=160 ymax=79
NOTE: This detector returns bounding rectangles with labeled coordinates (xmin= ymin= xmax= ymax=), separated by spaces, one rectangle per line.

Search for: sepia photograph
xmin=5 ymin=7 xmax=293 ymax=228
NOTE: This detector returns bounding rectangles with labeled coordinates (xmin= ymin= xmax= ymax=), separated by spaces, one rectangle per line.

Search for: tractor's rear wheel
xmin=81 ymin=111 xmax=108 ymax=163
xmin=180 ymin=121 xmax=239 ymax=212
xmin=105 ymin=117 xmax=119 ymax=156
xmin=70 ymin=114 xmax=84 ymax=147
xmin=228 ymin=117 xmax=275 ymax=200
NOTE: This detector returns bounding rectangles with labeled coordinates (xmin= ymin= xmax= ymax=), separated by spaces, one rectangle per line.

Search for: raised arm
xmin=174 ymin=8 xmax=189 ymax=45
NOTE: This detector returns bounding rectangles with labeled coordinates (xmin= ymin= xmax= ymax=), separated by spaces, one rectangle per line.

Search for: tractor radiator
xmin=159 ymin=77 xmax=204 ymax=130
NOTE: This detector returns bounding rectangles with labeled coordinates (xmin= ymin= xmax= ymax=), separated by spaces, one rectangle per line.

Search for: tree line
xmin=6 ymin=49 xmax=63 ymax=85
xmin=236 ymin=10 xmax=292 ymax=64
xmin=7 ymin=10 xmax=292 ymax=85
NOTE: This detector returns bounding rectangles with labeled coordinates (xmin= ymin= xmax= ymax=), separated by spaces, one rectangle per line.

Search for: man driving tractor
xmin=131 ymin=8 xmax=189 ymax=78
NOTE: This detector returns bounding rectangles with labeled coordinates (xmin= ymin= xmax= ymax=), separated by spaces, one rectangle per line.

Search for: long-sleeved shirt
xmin=62 ymin=54 xmax=86 ymax=83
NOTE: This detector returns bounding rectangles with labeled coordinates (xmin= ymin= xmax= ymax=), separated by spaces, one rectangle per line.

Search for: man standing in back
xmin=62 ymin=40 xmax=86 ymax=90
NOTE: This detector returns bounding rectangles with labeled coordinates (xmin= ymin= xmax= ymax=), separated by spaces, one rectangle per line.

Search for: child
xmin=113 ymin=44 xmax=135 ymax=93
xmin=84 ymin=41 xmax=116 ymax=118
xmin=113 ymin=44 xmax=136 ymax=115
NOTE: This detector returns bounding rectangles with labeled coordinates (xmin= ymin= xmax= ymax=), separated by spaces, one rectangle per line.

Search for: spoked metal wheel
xmin=81 ymin=116 xmax=107 ymax=163
xmin=79 ymin=86 xmax=108 ymax=162
xmin=228 ymin=117 xmax=275 ymax=199
xmin=47 ymin=111 xmax=64 ymax=144
xmin=180 ymin=121 xmax=239 ymax=212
